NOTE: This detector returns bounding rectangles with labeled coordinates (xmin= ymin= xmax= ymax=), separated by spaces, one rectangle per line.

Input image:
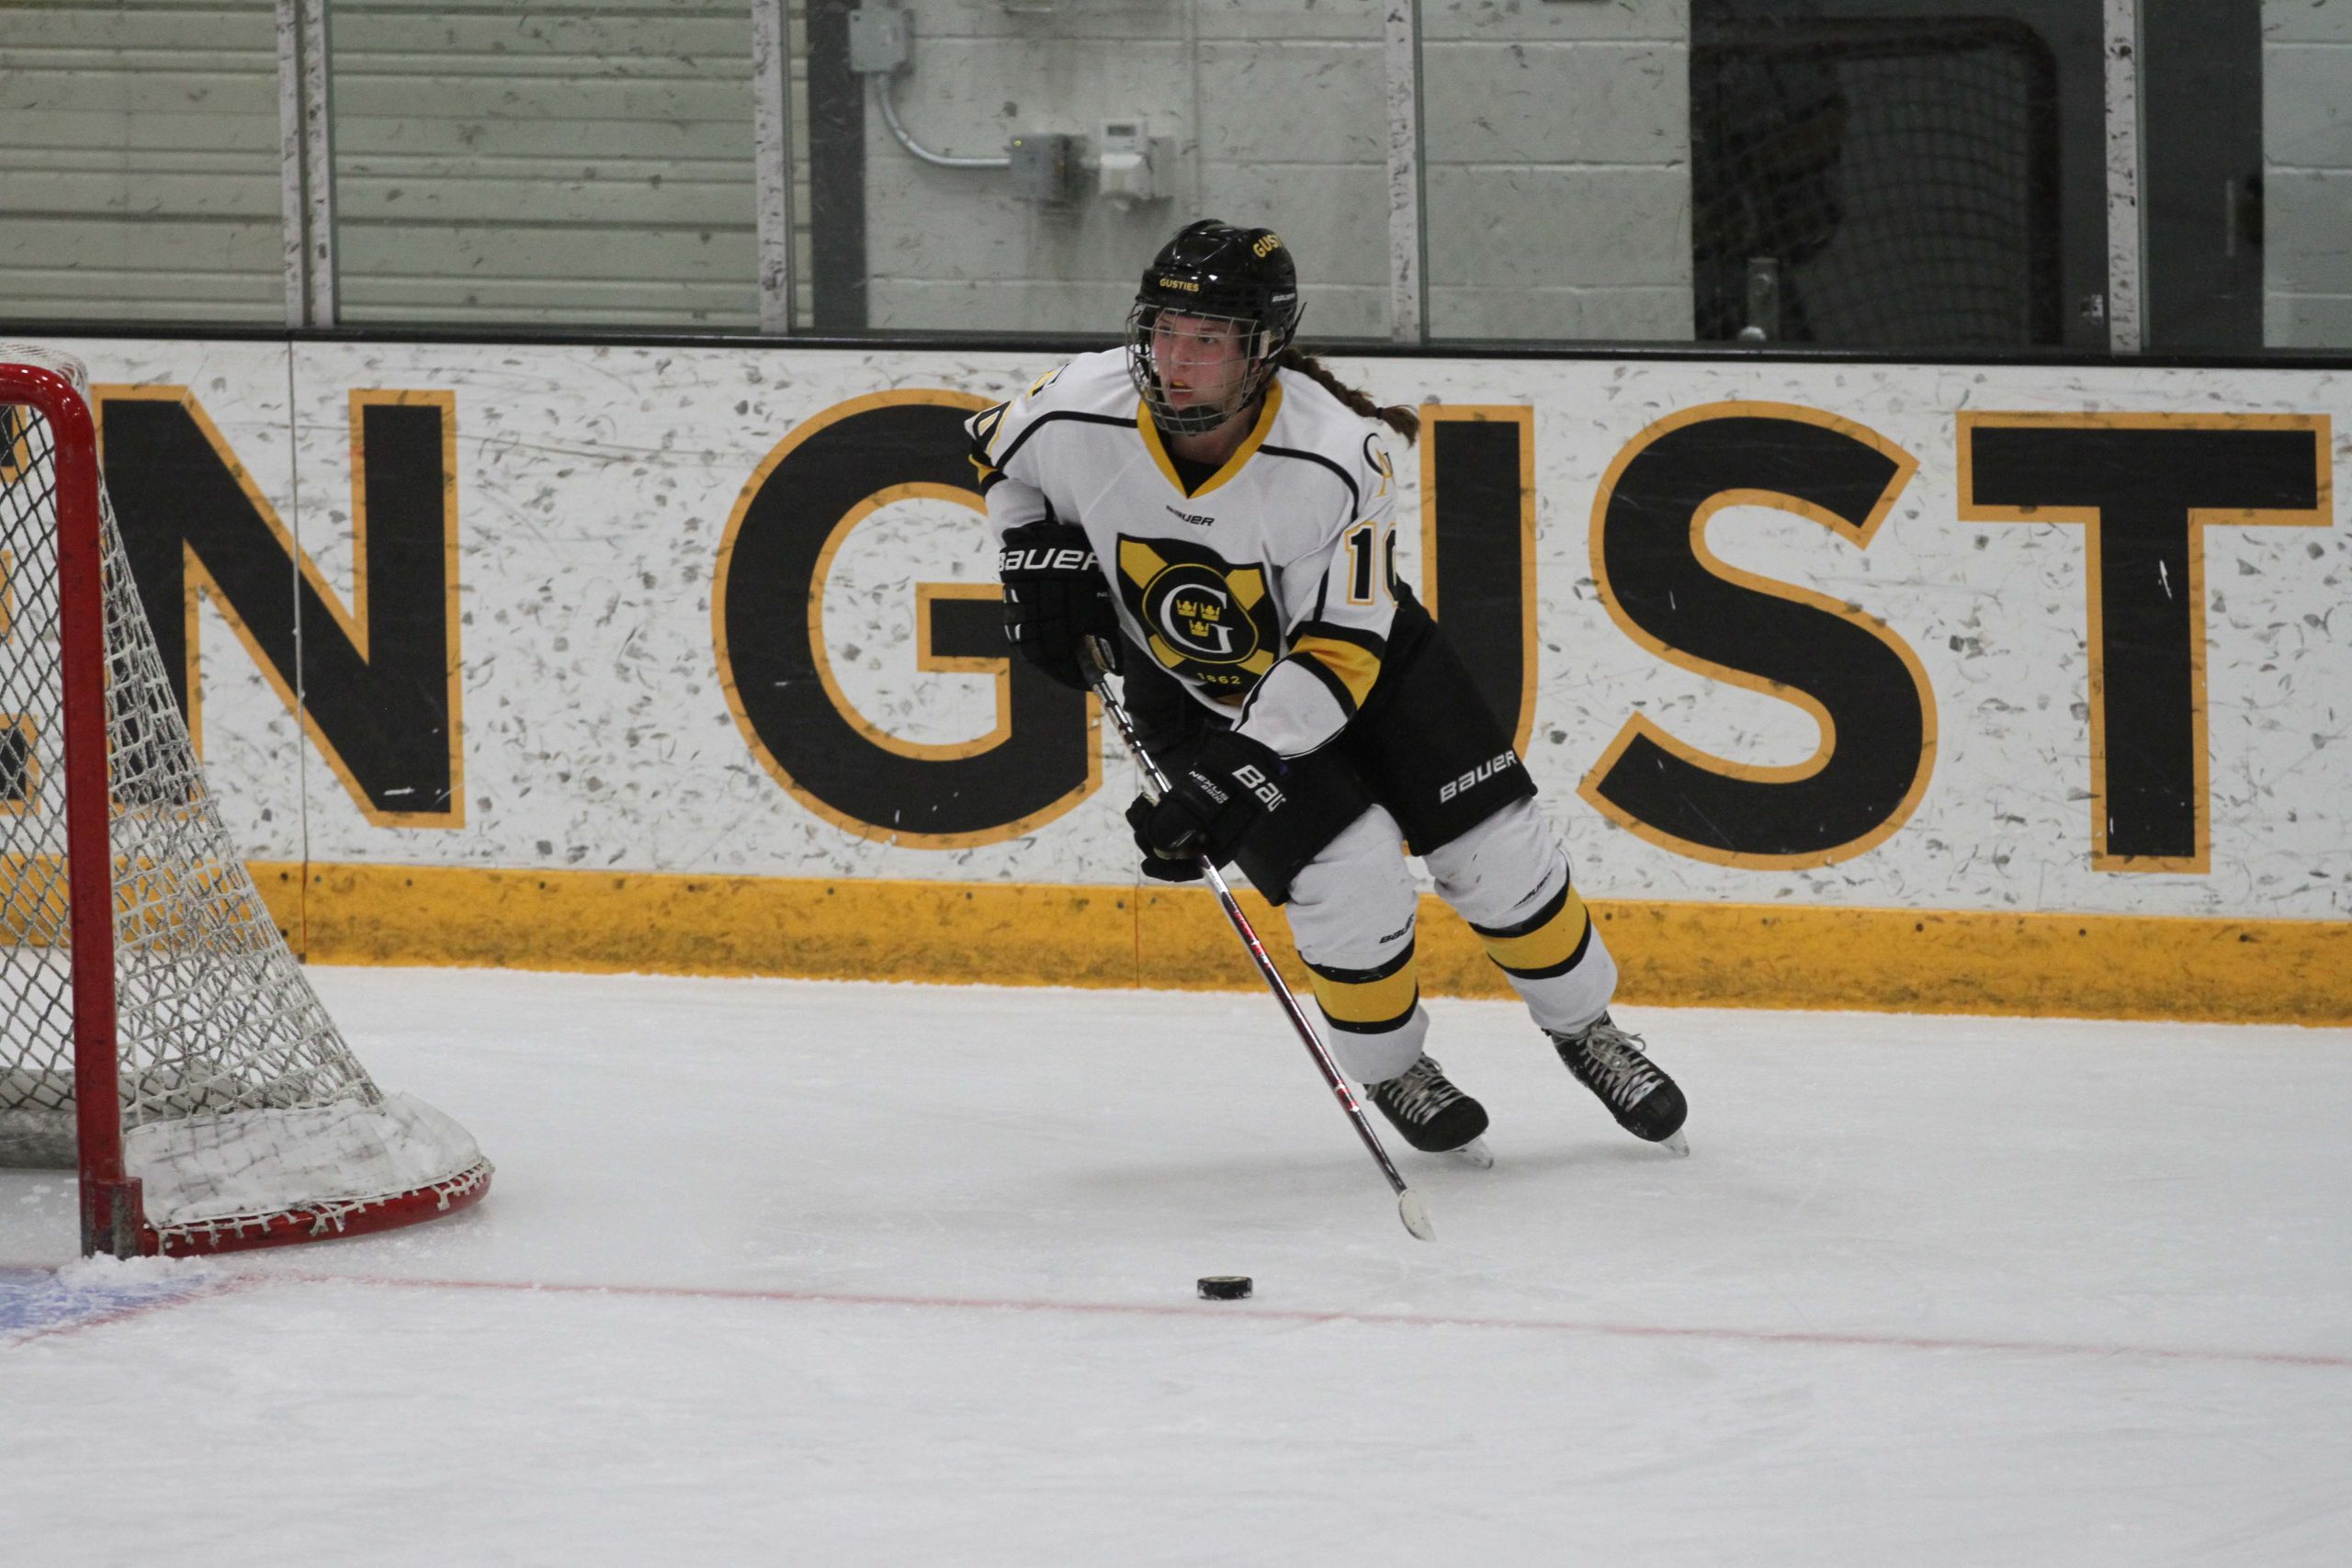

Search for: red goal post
xmin=0 ymin=347 xmax=492 ymax=1257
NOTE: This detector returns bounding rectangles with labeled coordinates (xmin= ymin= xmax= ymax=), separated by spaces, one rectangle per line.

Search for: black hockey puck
xmin=1196 ymin=1275 xmax=1252 ymax=1301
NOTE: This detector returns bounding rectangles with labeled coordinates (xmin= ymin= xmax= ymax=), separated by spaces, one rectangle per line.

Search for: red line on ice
xmin=263 ymin=1270 xmax=2352 ymax=1371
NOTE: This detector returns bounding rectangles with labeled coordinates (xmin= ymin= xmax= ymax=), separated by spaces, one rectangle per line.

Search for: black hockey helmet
xmin=1126 ymin=220 xmax=1304 ymax=435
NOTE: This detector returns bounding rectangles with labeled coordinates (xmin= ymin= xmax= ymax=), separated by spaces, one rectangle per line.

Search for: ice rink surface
xmin=3 ymin=966 xmax=2347 ymax=1566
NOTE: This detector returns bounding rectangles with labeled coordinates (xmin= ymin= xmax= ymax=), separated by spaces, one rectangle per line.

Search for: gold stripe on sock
xmin=1476 ymin=885 xmax=1590 ymax=978
xmin=1306 ymin=946 xmax=1420 ymax=1031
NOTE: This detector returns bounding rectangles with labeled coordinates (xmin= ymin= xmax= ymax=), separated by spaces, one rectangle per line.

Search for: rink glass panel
xmin=0 ymin=1 xmax=286 ymax=323
xmin=324 ymin=0 xmax=763 ymax=329
xmin=0 ymin=2 xmax=2346 ymax=350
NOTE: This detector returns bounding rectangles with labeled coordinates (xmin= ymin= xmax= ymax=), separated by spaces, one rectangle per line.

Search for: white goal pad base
xmin=126 ymin=1092 xmax=488 ymax=1234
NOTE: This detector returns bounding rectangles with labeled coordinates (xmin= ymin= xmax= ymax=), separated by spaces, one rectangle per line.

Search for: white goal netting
xmin=0 ymin=345 xmax=488 ymax=1252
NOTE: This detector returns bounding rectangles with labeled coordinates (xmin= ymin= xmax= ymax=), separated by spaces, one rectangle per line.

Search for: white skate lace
xmin=1568 ymin=1023 xmax=1660 ymax=1108
xmin=1378 ymin=1057 xmax=1463 ymax=1124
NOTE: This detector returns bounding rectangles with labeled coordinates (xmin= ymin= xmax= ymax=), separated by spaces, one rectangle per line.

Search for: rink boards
xmin=17 ymin=337 xmax=2351 ymax=1021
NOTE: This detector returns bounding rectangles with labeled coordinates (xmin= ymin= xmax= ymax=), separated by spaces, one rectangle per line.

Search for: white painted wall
xmin=860 ymin=0 xmax=1234 ymax=333
xmin=1420 ymin=0 xmax=1690 ymax=341
xmin=2265 ymin=0 xmax=2352 ymax=347
xmin=864 ymin=0 xmax=1690 ymax=341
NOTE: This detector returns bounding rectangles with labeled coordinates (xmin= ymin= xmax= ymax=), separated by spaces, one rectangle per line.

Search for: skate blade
xmin=1657 ymin=1128 xmax=1690 ymax=1157
xmin=1443 ymin=1136 xmax=1495 ymax=1170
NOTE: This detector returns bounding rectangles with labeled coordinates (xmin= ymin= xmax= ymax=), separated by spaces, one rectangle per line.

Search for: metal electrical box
xmin=846 ymin=7 xmax=911 ymax=74
xmin=1009 ymin=132 xmax=1080 ymax=204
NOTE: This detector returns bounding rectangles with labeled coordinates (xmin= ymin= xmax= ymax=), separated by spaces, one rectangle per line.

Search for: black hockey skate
xmin=1365 ymin=1055 xmax=1493 ymax=1168
xmin=1549 ymin=1013 xmax=1689 ymax=1155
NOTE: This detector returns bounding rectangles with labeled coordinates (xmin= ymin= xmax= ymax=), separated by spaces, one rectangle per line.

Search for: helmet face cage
xmin=1125 ymin=301 xmax=1295 ymax=437
xmin=1125 ymin=220 xmax=1304 ymax=436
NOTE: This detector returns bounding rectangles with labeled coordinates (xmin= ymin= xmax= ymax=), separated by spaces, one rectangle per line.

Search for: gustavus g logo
xmin=1116 ymin=535 xmax=1282 ymax=694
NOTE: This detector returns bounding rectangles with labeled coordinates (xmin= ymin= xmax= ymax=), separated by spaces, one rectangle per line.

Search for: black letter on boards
xmin=1587 ymin=407 xmax=1931 ymax=865
xmin=1421 ymin=409 xmax=1536 ymax=756
xmin=97 ymin=390 xmax=461 ymax=825
xmin=1959 ymin=415 xmax=2327 ymax=868
xmin=717 ymin=394 xmax=1093 ymax=846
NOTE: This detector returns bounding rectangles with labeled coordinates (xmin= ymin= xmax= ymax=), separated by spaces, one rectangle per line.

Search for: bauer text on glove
xmin=997 ymin=518 xmax=1123 ymax=689
xmin=1127 ymin=728 xmax=1288 ymax=869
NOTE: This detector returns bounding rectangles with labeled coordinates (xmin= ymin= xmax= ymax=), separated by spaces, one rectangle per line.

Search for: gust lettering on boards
xmin=92 ymin=386 xmax=2329 ymax=871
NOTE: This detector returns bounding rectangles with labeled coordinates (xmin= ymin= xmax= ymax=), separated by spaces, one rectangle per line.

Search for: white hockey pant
xmin=1281 ymin=797 xmax=1617 ymax=1086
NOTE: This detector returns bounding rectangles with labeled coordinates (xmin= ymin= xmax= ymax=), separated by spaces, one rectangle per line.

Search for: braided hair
xmin=1276 ymin=348 xmax=1420 ymax=444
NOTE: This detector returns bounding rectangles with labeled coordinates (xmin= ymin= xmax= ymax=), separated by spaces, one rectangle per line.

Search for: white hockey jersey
xmin=969 ymin=348 xmax=1401 ymax=759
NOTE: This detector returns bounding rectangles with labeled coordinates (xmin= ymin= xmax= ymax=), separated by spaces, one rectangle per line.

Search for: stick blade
xmin=1396 ymin=1188 xmax=1436 ymax=1242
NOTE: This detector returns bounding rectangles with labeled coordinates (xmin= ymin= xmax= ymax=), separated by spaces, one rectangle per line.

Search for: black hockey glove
xmin=1136 ymin=845 xmax=1204 ymax=884
xmin=998 ymin=518 xmax=1122 ymax=691
xmin=1127 ymin=728 xmax=1288 ymax=872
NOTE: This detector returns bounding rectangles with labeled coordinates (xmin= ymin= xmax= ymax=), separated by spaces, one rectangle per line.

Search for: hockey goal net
xmin=0 ymin=345 xmax=490 ymax=1256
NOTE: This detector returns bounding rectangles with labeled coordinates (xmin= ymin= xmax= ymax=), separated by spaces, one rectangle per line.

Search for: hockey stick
xmin=1080 ymin=639 xmax=1434 ymax=1243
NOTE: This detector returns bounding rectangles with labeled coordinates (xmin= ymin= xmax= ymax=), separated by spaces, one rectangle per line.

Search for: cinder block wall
xmin=860 ymin=0 xmax=1216 ymax=333
xmin=864 ymin=0 xmax=1691 ymax=341
xmin=1421 ymin=0 xmax=1690 ymax=341
xmin=2264 ymin=0 xmax=2352 ymax=347
xmin=0 ymin=0 xmax=1695 ymax=342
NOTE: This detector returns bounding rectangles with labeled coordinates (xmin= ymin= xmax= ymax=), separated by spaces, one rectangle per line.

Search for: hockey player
xmin=972 ymin=220 xmax=1687 ymax=1161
